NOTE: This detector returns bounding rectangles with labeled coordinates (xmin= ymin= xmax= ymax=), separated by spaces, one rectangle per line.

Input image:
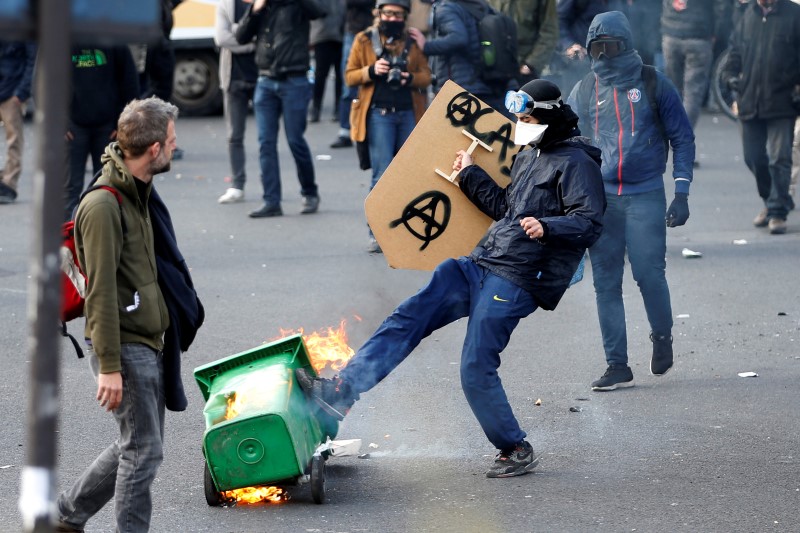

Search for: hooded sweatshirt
xmin=567 ymin=10 xmax=695 ymax=196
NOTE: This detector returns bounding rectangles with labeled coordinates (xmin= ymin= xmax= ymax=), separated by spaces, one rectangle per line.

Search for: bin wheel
xmin=310 ymin=454 xmax=326 ymax=504
xmin=204 ymin=461 xmax=223 ymax=506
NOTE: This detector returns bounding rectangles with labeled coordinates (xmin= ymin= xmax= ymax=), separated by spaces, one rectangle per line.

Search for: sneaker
xmin=753 ymin=208 xmax=768 ymax=227
xmin=0 ymin=182 xmax=17 ymax=204
xmin=768 ymin=218 xmax=787 ymax=234
xmin=248 ymin=203 xmax=282 ymax=218
xmin=330 ymin=136 xmax=353 ymax=149
xmin=650 ymin=333 xmax=674 ymax=375
xmin=54 ymin=519 xmax=84 ymax=533
xmin=300 ymin=195 xmax=319 ymax=214
xmin=486 ymin=440 xmax=539 ymax=478
xmin=218 ymin=187 xmax=244 ymax=204
xmin=367 ymin=238 xmax=382 ymax=254
xmin=294 ymin=368 xmax=358 ymax=420
xmin=591 ymin=364 xmax=634 ymax=391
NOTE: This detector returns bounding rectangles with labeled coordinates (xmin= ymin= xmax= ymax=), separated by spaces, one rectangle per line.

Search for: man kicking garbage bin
xmin=297 ymin=79 xmax=606 ymax=478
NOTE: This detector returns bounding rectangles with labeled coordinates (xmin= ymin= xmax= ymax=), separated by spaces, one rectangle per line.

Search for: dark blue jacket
xmin=149 ymin=188 xmax=204 ymax=412
xmin=567 ymin=11 xmax=694 ymax=195
xmin=0 ymin=41 xmax=37 ymax=103
xmin=425 ymin=0 xmax=494 ymax=96
xmin=557 ymin=0 xmax=608 ymax=51
xmin=459 ymin=136 xmax=605 ymax=311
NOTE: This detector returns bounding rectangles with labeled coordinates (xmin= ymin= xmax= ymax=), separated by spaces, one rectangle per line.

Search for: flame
xmin=278 ymin=319 xmax=356 ymax=374
xmin=224 ymin=392 xmax=242 ymax=421
xmin=221 ymin=485 xmax=287 ymax=504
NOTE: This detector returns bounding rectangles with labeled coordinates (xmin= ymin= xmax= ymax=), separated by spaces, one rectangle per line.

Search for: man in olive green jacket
xmin=487 ymin=0 xmax=559 ymax=81
xmin=57 ymin=97 xmax=178 ymax=533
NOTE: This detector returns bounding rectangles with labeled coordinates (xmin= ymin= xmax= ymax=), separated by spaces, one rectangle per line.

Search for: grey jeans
xmin=224 ymin=80 xmax=256 ymax=191
xmin=58 ymin=343 xmax=165 ymax=533
xmin=662 ymin=35 xmax=713 ymax=130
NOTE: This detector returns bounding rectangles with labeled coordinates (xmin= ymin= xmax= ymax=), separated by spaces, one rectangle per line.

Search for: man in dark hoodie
xmin=295 ymin=79 xmax=605 ymax=478
xmin=64 ymin=46 xmax=139 ymax=219
xmin=568 ymin=11 xmax=695 ymax=391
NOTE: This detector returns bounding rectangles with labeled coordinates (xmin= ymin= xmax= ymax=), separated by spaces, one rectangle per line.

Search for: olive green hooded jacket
xmin=75 ymin=143 xmax=169 ymax=373
xmin=488 ymin=0 xmax=558 ymax=74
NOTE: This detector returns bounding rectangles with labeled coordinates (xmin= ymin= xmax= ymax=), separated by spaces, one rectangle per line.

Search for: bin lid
xmin=193 ymin=334 xmax=315 ymax=402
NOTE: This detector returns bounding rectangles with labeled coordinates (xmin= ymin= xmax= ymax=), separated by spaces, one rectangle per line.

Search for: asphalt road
xmin=1 ymin=101 xmax=799 ymax=532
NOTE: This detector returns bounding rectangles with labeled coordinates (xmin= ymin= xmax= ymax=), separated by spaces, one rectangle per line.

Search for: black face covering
xmin=380 ymin=20 xmax=405 ymax=40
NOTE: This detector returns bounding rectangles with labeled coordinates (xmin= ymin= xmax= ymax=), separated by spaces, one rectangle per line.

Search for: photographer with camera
xmin=346 ymin=0 xmax=432 ymax=253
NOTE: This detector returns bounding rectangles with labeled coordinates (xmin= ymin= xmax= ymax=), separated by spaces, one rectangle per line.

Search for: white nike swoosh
xmin=597 ymin=99 xmax=607 ymax=105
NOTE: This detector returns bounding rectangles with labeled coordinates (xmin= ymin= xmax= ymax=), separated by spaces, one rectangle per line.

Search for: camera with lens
xmin=383 ymin=51 xmax=408 ymax=90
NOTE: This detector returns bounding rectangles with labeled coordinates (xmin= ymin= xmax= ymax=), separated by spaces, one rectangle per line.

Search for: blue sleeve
xmin=657 ymin=74 xmax=695 ymax=193
xmin=15 ymin=42 xmax=37 ymax=102
xmin=538 ymin=158 xmax=605 ymax=248
xmin=423 ymin=4 xmax=470 ymax=57
xmin=557 ymin=0 xmax=578 ymax=51
xmin=458 ymin=164 xmax=508 ymax=220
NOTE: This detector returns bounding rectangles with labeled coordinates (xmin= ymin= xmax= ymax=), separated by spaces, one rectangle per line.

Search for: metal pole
xmin=19 ymin=0 xmax=71 ymax=531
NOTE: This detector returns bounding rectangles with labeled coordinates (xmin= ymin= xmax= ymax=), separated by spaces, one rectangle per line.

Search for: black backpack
xmin=474 ymin=7 xmax=519 ymax=84
xmin=578 ymin=65 xmax=669 ymax=160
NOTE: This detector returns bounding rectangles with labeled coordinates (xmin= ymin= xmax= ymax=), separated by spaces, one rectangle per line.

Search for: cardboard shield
xmin=365 ymin=80 xmax=519 ymax=270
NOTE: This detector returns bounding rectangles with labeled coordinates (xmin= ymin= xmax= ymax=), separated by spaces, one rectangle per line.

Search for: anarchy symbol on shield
xmin=389 ymin=191 xmax=452 ymax=251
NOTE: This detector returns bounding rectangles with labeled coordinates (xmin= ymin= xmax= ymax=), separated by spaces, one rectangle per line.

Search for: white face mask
xmin=513 ymin=121 xmax=548 ymax=146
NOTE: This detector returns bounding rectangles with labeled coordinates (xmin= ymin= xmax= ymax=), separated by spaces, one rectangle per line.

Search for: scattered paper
xmin=368 ymin=442 xmax=379 ymax=449
xmin=358 ymin=453 xmax=370 ymax=459
xmin=732 ymin=239 xmax=748 ymax=245
xmin=738 ymin=372 xmax=758 ymax=378
xmin=534 ymin=398 xmax=542 ymax=406
xmin=681 ymin=248 xmax=703 ymax=258
xmin=0 ymin=465 xmax=13 ymax=469
xmin=676 ymin=314 xmax=690 ymax=319
xmin=315 ymin=154 xmax=332 ymax=161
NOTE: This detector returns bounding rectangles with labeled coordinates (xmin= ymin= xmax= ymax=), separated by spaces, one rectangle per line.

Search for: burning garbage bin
xmin=194 ymin=334 xmax=336 ymax=505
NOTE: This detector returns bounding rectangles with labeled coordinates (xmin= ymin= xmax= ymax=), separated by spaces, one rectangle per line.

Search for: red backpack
xmin=60 ymin=185 xmax=125 ymax=357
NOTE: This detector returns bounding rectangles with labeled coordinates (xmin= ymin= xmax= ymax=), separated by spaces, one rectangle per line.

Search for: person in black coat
xmin=723 ymin=0 xmax=800 ymax=234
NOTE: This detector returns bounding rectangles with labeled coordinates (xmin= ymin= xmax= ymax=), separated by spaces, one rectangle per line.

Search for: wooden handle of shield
xmin=435 ymin=130 xmax=494 ymax=185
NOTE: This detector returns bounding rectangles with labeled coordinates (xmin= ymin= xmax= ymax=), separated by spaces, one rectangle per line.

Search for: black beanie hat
xmin=519 ymin=79 xmax=581 ymax=148
xmin=519 ymin=79 xmax=564 ymax=124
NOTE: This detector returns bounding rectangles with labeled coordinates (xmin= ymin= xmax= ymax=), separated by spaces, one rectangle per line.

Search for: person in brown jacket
xmin=346 ymin=0 xmax=432 ymax=252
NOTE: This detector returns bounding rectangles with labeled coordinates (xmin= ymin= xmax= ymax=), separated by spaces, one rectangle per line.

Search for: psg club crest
xmin=627 ymin=88 xmax=642 ymax=103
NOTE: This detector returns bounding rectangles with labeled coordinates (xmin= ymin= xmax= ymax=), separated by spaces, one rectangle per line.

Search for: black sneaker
xmin=0 ymin=182 xmax=17 ymax=204
xmin=650 ymin=333 xmax=674 ymax=375
xmin=300 ymin=195 xmax=319 ymax=214
xmin=294 ymin=368 xmax=358 ymax=421
xmin=486 ymin=440 xmax=539 ymax=478
xmin=591 ymin=364 xmax=634 ymax=391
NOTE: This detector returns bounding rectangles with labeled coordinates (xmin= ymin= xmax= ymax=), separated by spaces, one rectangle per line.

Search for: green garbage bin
xmin=194 ymin=334 xmax=335 ymax=505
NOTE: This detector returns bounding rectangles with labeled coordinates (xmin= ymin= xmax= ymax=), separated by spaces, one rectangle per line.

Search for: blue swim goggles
xmin=504 ymin=90 xmax=562 ymax=115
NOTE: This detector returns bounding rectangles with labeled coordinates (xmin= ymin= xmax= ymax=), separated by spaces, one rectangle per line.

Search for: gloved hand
xmin=727 ymin=76 xmax=741 ymax=93
xmin=666 ymin=192 xmax=689 ymax=227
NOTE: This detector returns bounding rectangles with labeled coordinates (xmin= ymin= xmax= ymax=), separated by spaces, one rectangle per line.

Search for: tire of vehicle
xmin=710 ymin=48 xmax=737 ymax=121
xmin=172 ymin=51 xmax=223 ymax=116
xmin=203 ymin=460 xmax=223 ymax=507
xmin=310 ymin=454 xmax=326 ymax=504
